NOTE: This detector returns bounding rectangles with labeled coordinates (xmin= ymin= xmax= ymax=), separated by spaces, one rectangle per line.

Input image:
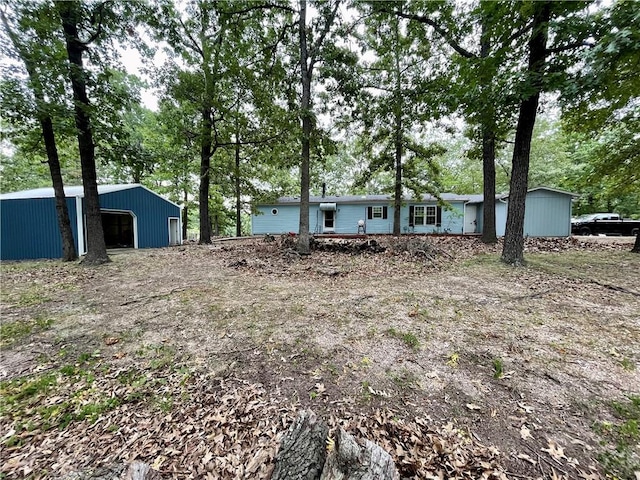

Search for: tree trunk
xmin=0 ymin=10 xmax=78 ymax=262
xmin=392 ymin=13 xmax=402 ymax=237
xmin=479 ymin=12 xmax=497 ymax=244
xmin=271 ymin=410 xmax=328 ymax=480
xmin=632 ymin=233 xmax=640 ymax=253
xmin=393 ymin=112 xmax=402 ymax=236
xmin=297 ymin=0 xmax=312 ymax=254
xmin=182 ymin=189 xmax=189 ymax=240
xmin=501 ymin=2 xmax=550 ymax=266
xmin=235 ymin=136 xmax=242 ymax=237
xmin=43 ymin=116 xmax=78 ymax=262
xmin=199 ymin=108 xmax=213 ymax=244
xmin=58 ymin=0 xmax=109 ymax=265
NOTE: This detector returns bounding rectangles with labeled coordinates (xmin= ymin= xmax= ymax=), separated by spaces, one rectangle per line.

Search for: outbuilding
xmin=0 ymin=184 xmax=182 ymax=261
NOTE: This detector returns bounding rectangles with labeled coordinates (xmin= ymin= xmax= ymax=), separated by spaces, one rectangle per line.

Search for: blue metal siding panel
xmin=0 ymin=197 xmax=78 ymax=260
xmin=252 ymin=205 xmax=300 ymax=234
xmin=523 ymin=190 xmax=571 ymax=237
xmin=97 ymin=187 xmax=180 ymax=248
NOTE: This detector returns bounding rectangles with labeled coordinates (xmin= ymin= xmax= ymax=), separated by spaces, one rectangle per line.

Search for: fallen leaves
xmin=542 ymin=439 xmax=568 ymax=462
xmin=1 ymin=364 xmax=514 ymax=480
xmin=520 ymin=424 xmax=533 ymax=441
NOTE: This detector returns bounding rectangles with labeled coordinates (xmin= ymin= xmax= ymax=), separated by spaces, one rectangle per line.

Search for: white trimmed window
xmin=367 ymin=206 xmax=388 ymax=220
xmin=410 ymin=205 xmax=442 ymax=226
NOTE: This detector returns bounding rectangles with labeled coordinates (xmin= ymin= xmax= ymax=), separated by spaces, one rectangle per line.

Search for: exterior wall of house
xmin=96 ymin=188 xmax=181 ymax=248
xmin=251 ymin=189 xmax=572 ymax=237
xmin=523 ymin=189 xmax=572 ymax=237
xmin=252 ymin=201 xmax=466 ymax=235
xmin=252 ymin=204 xmax=300 ymax=234
xmin=407 ymin=202 xmax=465 ymax=234
xmin=0 ymin=197 xmax=79 ymax=260
xmin=347 ymin=203 xmax=393 ymax=234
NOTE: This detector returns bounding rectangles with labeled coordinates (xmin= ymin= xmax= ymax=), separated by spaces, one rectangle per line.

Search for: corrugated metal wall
xmin=0 ymin=198 xmax=78 ymax=260
xmin=523 ymin=190 xmax=571 ymax=237
xmin=96 ymin=188 xmax=180 ymax=248
xmin=1 ymin=186 xmax=180 ymax=260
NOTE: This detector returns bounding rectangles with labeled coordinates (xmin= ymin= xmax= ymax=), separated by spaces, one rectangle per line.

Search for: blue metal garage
xmin=0 ymin=184 xmax=182 ymax=261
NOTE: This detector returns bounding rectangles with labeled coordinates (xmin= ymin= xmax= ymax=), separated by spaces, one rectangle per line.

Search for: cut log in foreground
xmin=122 ymin=462 xmax=162 ymax=480
xmin=272 ymin=410 xmax=399 ymax=480
xmin=271 ymin=410 xmax=329 ymax=480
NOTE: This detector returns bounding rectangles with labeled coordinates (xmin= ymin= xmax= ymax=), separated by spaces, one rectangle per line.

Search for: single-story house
xmin=251 ymin=187 xmax=576 ymax=238
xmin=0 ymin=184 xmax=182 ymax=261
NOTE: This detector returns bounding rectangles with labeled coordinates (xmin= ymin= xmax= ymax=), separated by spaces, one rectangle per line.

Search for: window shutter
xmin=382 ymin=206 xmax=388 ymax=219
xmin=367 ymin=207 xmax=373 ymax=220
xmin=409 ymin=206 xmax=414 ymax=226
xmin=436 ymin=206 xmax=442 ymax=226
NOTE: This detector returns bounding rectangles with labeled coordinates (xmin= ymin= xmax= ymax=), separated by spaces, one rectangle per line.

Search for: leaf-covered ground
xmin=1 ymin=236 xmax=638 ymax=479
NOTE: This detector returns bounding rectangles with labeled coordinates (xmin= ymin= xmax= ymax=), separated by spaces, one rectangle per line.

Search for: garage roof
xmin=0 ymin=184 xmax=140 ymax=200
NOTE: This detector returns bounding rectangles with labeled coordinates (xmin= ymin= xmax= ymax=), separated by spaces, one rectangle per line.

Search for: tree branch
xmin=308 ymin=0 xmax=341 ymax=65
xmin=506 ymin=21 xmax=533 ymax=44
xmin=546 ymin=40 xmax=594 ymax=55
xmin=390 ymin=10 xmax=475 ymax=59
xmin=83 ymin=1 xmax=110 ymax=45
xmin=222 ymin=2 xmax=295 ymax=16
xmin=179 ymin=17 xmax=204 ymax=58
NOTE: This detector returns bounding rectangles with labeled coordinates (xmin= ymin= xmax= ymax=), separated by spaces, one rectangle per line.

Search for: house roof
xmin=260 ymin=186 xmax=577 ymax=206
xmin=0 ymin=184 xmax=139 ymax=200
xmin=272 ymin=193 xmax=475 ymax=205
xmin=0 ymin=184 xmax=180 ymax=208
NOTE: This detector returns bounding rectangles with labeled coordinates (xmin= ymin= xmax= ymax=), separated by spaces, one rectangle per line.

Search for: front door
xmin=323 ymin=210 xmax=335 ymax=233
xmin=464 ymin=204 xmax=477 ymax=234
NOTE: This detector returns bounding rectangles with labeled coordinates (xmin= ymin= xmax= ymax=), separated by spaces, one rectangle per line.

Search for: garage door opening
xmin=101 ymin=211 xmax=135 ymax=248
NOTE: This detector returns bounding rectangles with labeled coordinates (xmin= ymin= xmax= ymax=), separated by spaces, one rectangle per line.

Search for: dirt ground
xmin=1 ymin=236 xmax=638 ymax=479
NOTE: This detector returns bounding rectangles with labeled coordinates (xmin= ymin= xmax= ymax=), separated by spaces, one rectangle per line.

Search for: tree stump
xmin=271 ymin=410 xmax=329 ymax=480
xmin=271 ymin=411 xmax=399 ymax=480
xmin=121 ymin=462 xmax=162 ymax=480
xmin=320 ymin=428 xmax=399 ymax=480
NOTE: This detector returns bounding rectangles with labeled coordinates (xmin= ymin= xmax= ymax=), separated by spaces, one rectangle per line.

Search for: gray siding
xmin=496 ymin=202 xmax=508 ymax=237
xmin=523 ymin=189 xmax=572 ymax=237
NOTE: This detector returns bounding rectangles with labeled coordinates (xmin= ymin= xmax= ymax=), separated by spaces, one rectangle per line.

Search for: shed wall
xmin=496 ymin=202 xmax=508 ymax=237
xmin=523 ymin=189 xmax=572 ymax=237
xmin=0 ymin=198 xmax=78 ymax=260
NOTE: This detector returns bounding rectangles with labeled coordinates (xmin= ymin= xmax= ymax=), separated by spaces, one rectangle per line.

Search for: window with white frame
xmin=367 ymin=206 xmax=388 ymax=220
xmin=410 ymin=205 xmax=441 ymax=226
xmin=425 ymin=206 xmax=437 ymax=225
